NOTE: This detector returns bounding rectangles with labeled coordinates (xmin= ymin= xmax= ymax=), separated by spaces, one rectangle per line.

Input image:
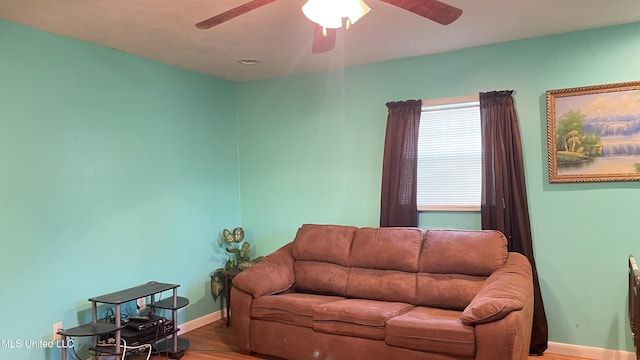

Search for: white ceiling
xmin=2 ymin=0 xmax=640 ymax=82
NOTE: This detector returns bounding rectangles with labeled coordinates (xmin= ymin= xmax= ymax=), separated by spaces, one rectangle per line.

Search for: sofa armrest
xmin=232 ymin=242 xmax=295 ymax=298
xmin=461 ymin=252 xmax=533 ymax=325
xmin=475 ymin=304 xmax=533 ymax=360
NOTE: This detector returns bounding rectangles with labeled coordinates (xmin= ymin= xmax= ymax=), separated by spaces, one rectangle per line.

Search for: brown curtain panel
xmin=479 ymin=90 xmax=548 ymax=355
xmin=380 ymin=100 xmax=422 ymax=227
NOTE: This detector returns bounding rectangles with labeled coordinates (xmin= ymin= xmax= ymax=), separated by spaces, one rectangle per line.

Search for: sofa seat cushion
xmin=312 ymin=299 xmax=414 ymax=340
xmin=386 ymin=307 xmax=475 ymax=357
xmin=252 ymin=293 xmax=346 ymax=328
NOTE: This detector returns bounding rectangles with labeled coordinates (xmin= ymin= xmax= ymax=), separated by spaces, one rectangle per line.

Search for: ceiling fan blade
xmin=379 ymin=0 xmax=462 ymax=25
xmin=196 ymin=0 xmax=279 ymax=29
xmin=311 ymin=24 xmax=337 ymax=54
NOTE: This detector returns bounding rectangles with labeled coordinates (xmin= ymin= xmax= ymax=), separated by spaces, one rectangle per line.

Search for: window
xmin=417 ymin=95 xmax=481 ymax=211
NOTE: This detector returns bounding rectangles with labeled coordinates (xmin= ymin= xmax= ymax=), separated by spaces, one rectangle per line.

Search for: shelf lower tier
xmin=89 ymin=333 xmax=188 ymax=357
xmin=154 ymin=337 xmax=189 ymax=359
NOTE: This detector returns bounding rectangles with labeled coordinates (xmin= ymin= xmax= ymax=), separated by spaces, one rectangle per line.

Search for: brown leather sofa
xmin=230 ymin=224 xmax=534 ymax=360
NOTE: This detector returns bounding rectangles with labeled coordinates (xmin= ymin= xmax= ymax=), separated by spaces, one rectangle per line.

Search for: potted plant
xmin=210 ymin=227 xmax=263 ymax=300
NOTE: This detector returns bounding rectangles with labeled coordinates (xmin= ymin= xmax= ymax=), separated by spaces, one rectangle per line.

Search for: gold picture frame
xmin=546 ymin=81 xmax=640 ymax=183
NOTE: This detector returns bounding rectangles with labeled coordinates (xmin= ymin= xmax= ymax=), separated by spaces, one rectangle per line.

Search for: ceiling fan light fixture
xmin=302 ymin=0 xmax=370 ymax=29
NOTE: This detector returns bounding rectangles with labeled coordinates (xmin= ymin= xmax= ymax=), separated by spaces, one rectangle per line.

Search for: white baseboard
xmin=177 ymin=309 xmax=223 ymax=335
xmin=547 ymin=341 xmax=635 ymax=360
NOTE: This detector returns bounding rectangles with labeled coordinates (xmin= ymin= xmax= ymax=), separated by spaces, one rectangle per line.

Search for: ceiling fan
xmin=195 ymin=0 xmax=463 ymax=54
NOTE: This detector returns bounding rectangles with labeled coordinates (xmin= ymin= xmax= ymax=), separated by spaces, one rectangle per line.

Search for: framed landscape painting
xmin=546 ymin=81 xmax=640 ymax=183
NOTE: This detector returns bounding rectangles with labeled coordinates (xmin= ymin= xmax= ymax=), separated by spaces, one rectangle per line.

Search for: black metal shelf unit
xmin=58 ymin=281 xmax=189 ymax=359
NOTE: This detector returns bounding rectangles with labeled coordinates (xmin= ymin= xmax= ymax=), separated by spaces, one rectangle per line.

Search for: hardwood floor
xmin=128 ymin=320 xmax=591 ymax=360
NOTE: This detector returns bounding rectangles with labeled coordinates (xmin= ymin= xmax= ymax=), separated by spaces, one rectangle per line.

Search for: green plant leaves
xmin=239 ymin=242 xmax=251 ymax=260
xmin=232 ymin=227 xmax=244 ymax=243
xmin=222 ymin=228 xmax=234 ymax=245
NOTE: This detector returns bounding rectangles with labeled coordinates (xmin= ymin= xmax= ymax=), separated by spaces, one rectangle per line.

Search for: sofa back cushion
xmin=292 ymin=224 xmax=357 ymax=296
xmin=345 ymin=227 xmax=423 ymax=303
xmin=419 ymin=229 xmax=508 ymax=275
xmin=349 ymin=227 xmax=424 ymax=271
xmin=415 ymin=273 xmax=486 ymax=310
xmin=290 ymin=225 xmax=509 ymax=309
xmin=292 ymin=224 xmax=358 ymax=266
xmin=294 ymin=261 xmax=350 ymax=295
xmin=415 ymin=229 xmax=508 ymax=310
xmin=346 ymin=268 xmax=417 ymax=303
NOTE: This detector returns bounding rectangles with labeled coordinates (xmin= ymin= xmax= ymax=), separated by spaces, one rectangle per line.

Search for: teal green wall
xmin=3 ymin=16 xmax=640 ymax=358
xmin=0 ymin=20 xmax=239 ymax=359
xmin=237 ymin=22 xmax=640 ymax=353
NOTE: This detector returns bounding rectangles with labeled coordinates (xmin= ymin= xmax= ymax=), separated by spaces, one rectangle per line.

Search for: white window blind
xmin=417 ymin=96 xmax=481 ymax=211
